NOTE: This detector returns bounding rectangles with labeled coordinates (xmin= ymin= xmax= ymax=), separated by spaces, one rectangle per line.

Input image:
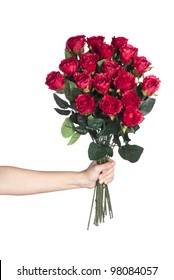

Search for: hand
xmin=82 ymin=160 xmax=116 ymax=189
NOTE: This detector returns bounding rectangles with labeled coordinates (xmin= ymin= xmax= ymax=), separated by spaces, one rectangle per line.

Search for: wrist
xmin=78 ymin=171 xmax=95 ymax=189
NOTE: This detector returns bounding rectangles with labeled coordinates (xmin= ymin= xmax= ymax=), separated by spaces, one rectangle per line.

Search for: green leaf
xmin=118 ymin=144 xmax=144 ymax=163
xmin=87 ymin=116 xmax=104 ymax=130
xmin=88 ymin=142 xmax=107 ymax=160
xmin=54 ymin=93 xmax=69 ymax=109
xmin=139 ymin=97 xmax=156 ymax=116
xmin=54 ymin=108 xmax=71 ymax=115
xmin=69 ymin=112 xmax=78 ymax=124
xmin=61 ymin=118 xmax=74 ymax=138
xmin=105 ymin=146 xmax=113 ymax=157
xmin=68 ymin=132 xmax=80 ymax=145
xmin=126 ymin=125 xmax=140 ymax=133
xmin=88 ymin=142 xmax=113 ymax=160
xmin=64 ymin=80 xmax=80 ymax=101
xmin=135 ymin=84 xmax=143 ymax=98
xmin=65 ymin=49 xmax=73 ymax=58
xmin=97 ymin=59 xmax=106 ymax=68
xmin=72 ymin=87 xmax=83 ymax=95
xmin=64 ymin=80 xmax=77 ymax=93
xmin=74 ymin=125 xmax=88 ymax=135
xmin=99 ymin=120 xmax=120 ymax=136
xmin=77 ymin=114 xmax=87 ymax=126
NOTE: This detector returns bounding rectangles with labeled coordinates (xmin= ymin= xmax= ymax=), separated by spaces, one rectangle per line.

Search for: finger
xmin=99 ymin=170 xmax=115 ymax=184
xmin=101 ymin=163 xmax=115 ymax=176
xmin=98 ymin=160 xmax=115 ymax=173
xmin=100 ymin=166 xmax=115 ymax=175
xmin=99 ymin=172 xmax=114 ymax=182
xmin=99 ymin=175 xmax=114 ymax=184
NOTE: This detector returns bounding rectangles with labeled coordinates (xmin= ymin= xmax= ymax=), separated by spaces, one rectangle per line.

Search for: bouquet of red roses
xmin=45 ymin=35 xmax=160 ymax=229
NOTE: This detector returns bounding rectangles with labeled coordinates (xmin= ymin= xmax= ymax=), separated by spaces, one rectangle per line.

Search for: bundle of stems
xmin=87 ymin=156 xmax=113 ymax=230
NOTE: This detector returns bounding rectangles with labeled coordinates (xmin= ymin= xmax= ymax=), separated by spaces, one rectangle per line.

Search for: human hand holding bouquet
xmin=45 ymin=35 xmax=160 ymax=229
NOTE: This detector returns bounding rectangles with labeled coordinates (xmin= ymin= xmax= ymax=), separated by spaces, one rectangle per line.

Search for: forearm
xmin=0 ymin=166 xmax=87 ymax=195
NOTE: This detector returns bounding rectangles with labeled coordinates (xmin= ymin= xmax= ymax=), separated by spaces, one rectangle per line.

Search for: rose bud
xmin=93 ymin=73 xmax=111 ymax=94
xmin=75 ymin=94 xmax=95 ymax=115
xmin=102 ymin=60 xmax=122 ymax=79
xmin=113 ymin=69 xmax=136 ymax=91
xmin=99 ymin=94 xmax=123 ymax=117
xmin=73 ymin=71 xmax=92 ymax=92
xmin=45 ymin=71 xmax=64 ymax=90
xmin=119 ymin=44 xmax=138 ymax=65
xmin=80 ymin=52 xmax=98 ymax=73
xmin=87 ymin=36 xmax=105 ymax=52
xmin=59 ymin=57 xmax=78 ymax=76
xmin=111 ymin=36 xmax=128 ymax=48
xmin=122 ymin=105 xmax=143 ymax=127
xmin=133 ymin=56 xmax=151 ymax=75
xmin=66 ymin=35 xmax=86 ymax=54
xmin=142 ymin=75 xmax=161 ymax=96
xmin=98 ymin=43 xmax=114 ymax=60
xmin=121 ymin=90 xmax=141 ymax=108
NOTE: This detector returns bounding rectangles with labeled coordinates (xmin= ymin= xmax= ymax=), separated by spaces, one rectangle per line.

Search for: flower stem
xmin=87 ymin=184 xmax=96 ymax=230
xmin=105 ymin=184 xmax=114 ymax=218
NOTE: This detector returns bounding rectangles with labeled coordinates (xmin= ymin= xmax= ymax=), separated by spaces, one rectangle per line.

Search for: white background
xmin=0 ymin=0 xmax=173 ymax=279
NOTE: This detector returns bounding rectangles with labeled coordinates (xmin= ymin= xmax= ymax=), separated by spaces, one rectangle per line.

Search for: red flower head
xmin=142 ymin=75 xmax=161 ymax=96
xmin=119 ymin=44 xmax=138 ymax=65
xmin=102 ymin=60 xmax=123 ymax=80
xmin=99 ymin=95 xmax=123 ymax=117
xmin=121 ymin=90 xmax=141 ymax=108
xmin=75 ymin=94 xmax=95 ymax=115
xmin=93 ymin=73 xmax=111 ymax=94
xmin=87 ymin=36 xmax=105 ymax=52
xmin=133 ymin=56 xmax=151 ymax=75
xmin=80 ymin=52 xmax=98 ymax=73
xmin=111 ymin=36 xmax=128 ymax=48
xmin=66 ymin=35 xmax=86 ymax=54
xmin=45 ymin=71 xmax=64 ymax=90
xmin=113 ymin=69 xmax=136 ymax=91
xmin=59 ymin=57 xmax=78 ymax=76
xmin=98 ymin=43 xmax=114 ymax=60
xmin=122 ymin=105 xmax=143 ymax=127
xmin=73 ymin=71 xmax=92 ymax=92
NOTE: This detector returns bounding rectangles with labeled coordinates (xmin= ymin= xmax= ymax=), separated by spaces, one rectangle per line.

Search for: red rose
xmin=98 ymin=43 xmax=114 ymax=60
xmin=66 ymin=35 xmax=86 ymax=54
xmin=75 ymin=94 xmax=95 ymax=115
xmin=59 ymin=57 xmax=78 ymax=76
xmin=121 ymin=90 xmax=141 ymax=108
xmin=87 ymin=36 xmax=105 ymax=52
xmin=45 ymin=71 xmax=64 ymax=90
xmin=102 ymin=60 xmax=122 ymax=79
xmin=111 ymin=36 xmax=128 ymax=48
xmin=73 ymin=71 xmax=92 ymax=92
xmin=80 ymin=52 xmax=98 ymax=73
xmin=133 ymin=56 xmax=151 ymax=75
xmin=119 ymin=44 xmax=138 ymax=65
xmin=113 ymin=70 xmax=136 ymax=91
xmin=122 ymin=105 xmax=143 ymax=127
xmin=99 ymin=94 xmax=122 ymax=117
xmin=142 ymin=75 xmax=161 ymax=96
xmin=93 ymin=73 xmax=110 ymax=94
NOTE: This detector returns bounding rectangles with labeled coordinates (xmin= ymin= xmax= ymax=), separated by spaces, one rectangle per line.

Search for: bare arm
xmin=0 ymin=161 xmax=115 ymax=195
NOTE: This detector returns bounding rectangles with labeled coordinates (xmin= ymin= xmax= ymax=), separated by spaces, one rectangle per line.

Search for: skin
xmin=0 ymin=160 xmax=115 ymax=195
